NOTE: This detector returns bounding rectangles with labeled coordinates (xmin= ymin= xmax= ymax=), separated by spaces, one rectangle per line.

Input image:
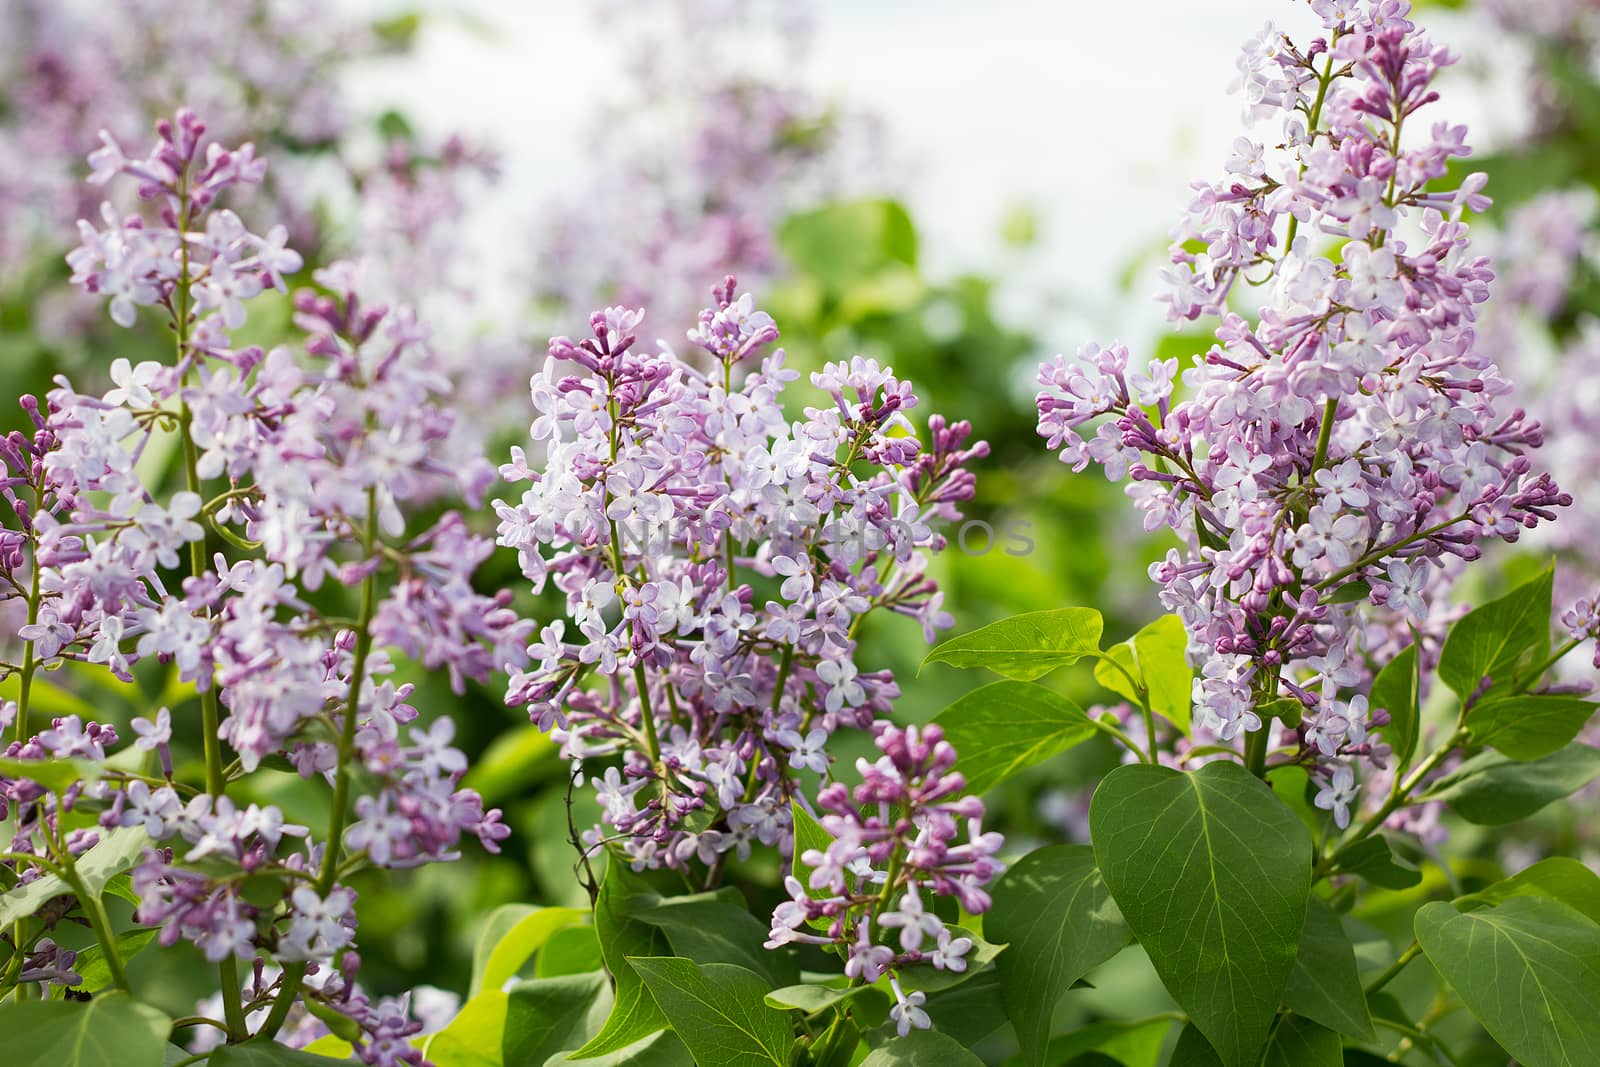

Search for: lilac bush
xmin=495 ymin=278 xmax=987 ymax=877
xmin=3 ymin=111 xmax=523 ymax=1060
xmin=1035 ymin=0 xmax=1570 ymax=818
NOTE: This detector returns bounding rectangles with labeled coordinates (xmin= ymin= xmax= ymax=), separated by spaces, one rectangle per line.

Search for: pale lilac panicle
xmin=499 ymin=279 xmax=985 ymax=870
xmin=764 ymin=723 xmax=1004 ymax=1034
xmin=1 ymin=113 xmax=523 ymax=1062
xmin=1036 ymin=1 xmax=1568 ymax=819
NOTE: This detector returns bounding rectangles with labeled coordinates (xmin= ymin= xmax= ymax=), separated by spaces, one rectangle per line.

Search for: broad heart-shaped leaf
xmin=1455 ymin=857 xmax=1600 ymax=926
xmin=1282 ymin=896 xmax=1374 ymax=1040
xmin=1438 ymin=565 xmax=1552 ymax=699
xmin=859 ymin=1030 xmax=985 ymax=1065
xmin=1463 ymin=694 xmax=1598 ymax=760
xmin=931 ymin=681 xmax=1096 ymax=795
xmin=1094 ymin=614 xmax=1193 ymax=733
xmin=626 ymin=957 xmax=794 ymax=1067
xmin=0 ymin=825 xmax=147 ymax=926
xmin=505 ymin=972 xmax=610 ymax=1066
xmin=632 ymin=895 xmax=798 ymax=987
xmin=470 ymin=903 xmax=587 ymax=995
xmin=572 ymin=866 xmax=671 ymax=1058
xmin=1368 ymin=643 xmax=1420 ymax=769
xmin=0 ymin=993 xmax=169 ymax=1066
xmin=421 ymin=990 xmax=507 ymax=1067
xmin=208 ymin=1041 xmax=353 ymax=1066
xmin=987 ymin=844 xmax=1131 ymax=1067
xmin=1090 ymin=760 xmax=1313 ymax=1067
xmin=1421 ymin=743 xmax=1600 ymax=824
xmin=1169 ymin=1016 xmax=1339 ymax=1067
xmin=922 ymin=608 xmax=1103 ymax=681
xmin=1416 ymin=896 xmax=1600 ymax=1067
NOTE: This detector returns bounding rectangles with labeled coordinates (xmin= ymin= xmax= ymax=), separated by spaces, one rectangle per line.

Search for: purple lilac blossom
xmin=497 ymin=277 xmax=986 ymax=872
xmin=1034 ymin=0 xmax=1568 ymax=824
xmin=764 ymin=722 xmax=1004 ymax=1035
xmin=1 ymin=112 xmax=524 ymax=1062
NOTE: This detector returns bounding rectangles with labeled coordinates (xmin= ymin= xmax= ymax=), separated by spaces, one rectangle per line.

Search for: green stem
xmin=172 ymin=192 xmax=248 ymax=1042
xmin=1309 ymin=397 xmax=1338 ymax=476
xmin=634 ymin=664 xmax=661 ymax=764
xmin=1364 ymin=941 xmax=1420 ymax=995
xmin=261 ymin=493 xmax=379 ymax=1040
xmin=9 ymin=538 xmax=41 ymax=1001
xmin=1244 ymin=728 xmax=1269 ymax=778
xmin=56 ymin=844 xmax=128 ymax=992
xmin=1516 ymin=637 xmax=1581 ymax=692
xmin=1319 ymin=728 xmax=1463 ymax=876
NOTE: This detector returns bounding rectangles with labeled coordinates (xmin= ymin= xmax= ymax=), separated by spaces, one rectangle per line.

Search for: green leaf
xmin=763 ymin=983 xmax=885 ymax=1014
xmin=1416 ymin=896 xmax=1600 ymax=1067
xmin=1324 ymin=579 xmax=1372 ymax=605
xmin=1168 ymin=1023 xmax=1225 ymax=1067
xmin=1368 ymin=644 xmax=1420 ymax=769
xmin=538 ymin=926 xmax=605 ymax=978
xmin=987 ymin=844 xmax=1131 ymax=1067
xmin=504 ymin=972 xmax=609 ymax=1066
xmin=422 ymin=991 xmax=507 ymax=1067
xmin=917 ymin=967 xmax=1009 ymax=1045
xmin=0 ymin=994 xmax=169 ymax=1066
xmin=70 ymin=928 xmax=159 ymax=992
xmin=1463 ymin=694 xmax=1598 ymax=760
xmin=1283 ymin=896 xmax=1374 ymax=1040
xmin=0 ymin=826 xmax=148 ymax=926
xmin=1090 ymin=760 xmax=1313 ymax=1067
xmin=1438 ymin=566 xmax=1553 ymax=698
xmin=1260 ymin=1015 xmax=1341 ymax=1067
xmin=1422 ymin=744 xmax=1600 ymax=823
xmin=545 ymin=1032 xmax=693 ymax=1067
xmin=931 ymin=681 xmax=1096 ymax=795
xmin=896 ymin=926 xmax=1004 ymax=994
xmin=1257 ymin=698 xmax=1304 ymax=729
xmin=1094 ymin=642 xmax=1140 ymax=706
xmin=1329 ymin=834 xmax=1421 ymax=889
xmin=572 ymin=867 xmax=671 ymax=1058
xmin=627 ymin=958 xmax=794 ymax=1067
xmin=788 ymin=800 xmax=836 ymax=926
xmin=1169 ymin=1016 xmax=1339 ymax=1067
xmin=634 ymin=897 xmax=797 ymax=987
xmin=922 ymin=608 xmax=1104 ymax=681
xmin=208 ymin=1040 xmax=357 ymax=1065
xmin=859 ymin=1030 xmax=984 ymax=1066
xmin=0 ymin=756 xmax=100 ymax=793
xmin=1456 ymin=857 xmax=1600 ymax=925
xmin=1045 ymin=1017 xmax=1173 ymax=1067
xmin=1094 ymin=614 xmax=1192 ymax=733
xmin=470 ymin=904 xmax=586 ymax=996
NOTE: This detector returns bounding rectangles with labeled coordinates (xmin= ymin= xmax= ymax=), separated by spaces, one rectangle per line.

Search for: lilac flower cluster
xmin=1034 ymin=0 xmax=1568 ymax=823
xmin=497 ymin=277 xmax=985 ymax=872
xmin=765 ymin=723 xmax=1004 ymax=1036
xmin=2 ymin=112 xmax=525 ymax=1063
